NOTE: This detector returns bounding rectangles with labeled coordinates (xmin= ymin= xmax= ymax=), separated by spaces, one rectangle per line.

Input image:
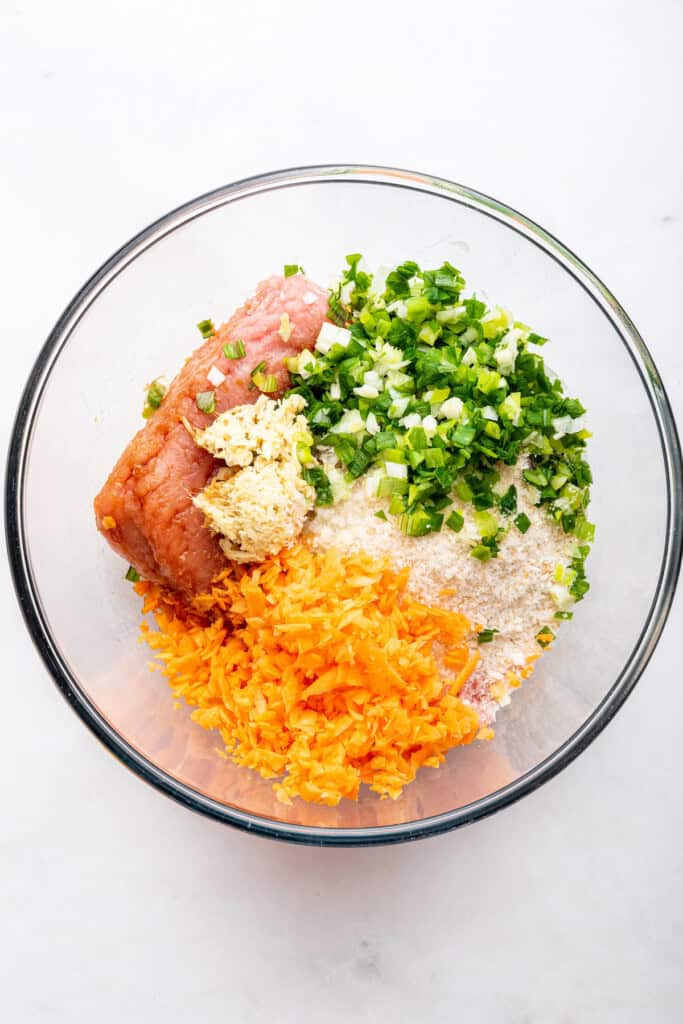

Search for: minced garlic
xmin=188 ymin=394 xmax=315 ymax=563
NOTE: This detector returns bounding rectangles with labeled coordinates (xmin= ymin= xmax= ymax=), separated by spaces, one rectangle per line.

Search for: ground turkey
xmin=94 ymin=274 xmax=328 ymax=595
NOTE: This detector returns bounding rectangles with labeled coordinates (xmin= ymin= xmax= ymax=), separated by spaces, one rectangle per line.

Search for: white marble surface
xmin=2 ymin=2 xmax=682 ymax=1020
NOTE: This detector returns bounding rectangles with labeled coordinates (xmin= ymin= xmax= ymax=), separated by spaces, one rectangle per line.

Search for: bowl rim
xmin=6 ymin=163 xmax=683 ymax=846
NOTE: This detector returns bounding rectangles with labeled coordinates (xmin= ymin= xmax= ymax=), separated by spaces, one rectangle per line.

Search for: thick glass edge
xmin=5 ymin=164 xmax=682 ymax=847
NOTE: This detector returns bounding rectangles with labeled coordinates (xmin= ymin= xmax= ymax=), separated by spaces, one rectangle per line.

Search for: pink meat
xmin=94 ymin=274 xmax=328 ymax=595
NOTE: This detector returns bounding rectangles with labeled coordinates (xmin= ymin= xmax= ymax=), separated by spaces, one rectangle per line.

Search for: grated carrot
xmin=137 ymin=543 xmax=481 ymax=806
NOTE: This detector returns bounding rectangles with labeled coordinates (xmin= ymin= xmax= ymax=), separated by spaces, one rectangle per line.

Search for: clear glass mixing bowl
xmin=6 ymin=166 xmax=682 ymax=845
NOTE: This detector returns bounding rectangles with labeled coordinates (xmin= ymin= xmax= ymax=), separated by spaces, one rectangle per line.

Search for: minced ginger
xmin=188 ymin=394 xmax=315 ymax=563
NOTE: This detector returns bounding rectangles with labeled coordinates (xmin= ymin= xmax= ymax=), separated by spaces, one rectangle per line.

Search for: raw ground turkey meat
xmin=94 ymin=274 xmax=328 ymax=595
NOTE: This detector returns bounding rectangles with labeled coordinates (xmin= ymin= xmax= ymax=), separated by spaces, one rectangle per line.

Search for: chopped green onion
xmin=408 ymin=480 xmax=436 ymax=506
xmin=302 ymin=466 xmax=333 ymax=506
xmin=523 ymin=468 xmax=548 ymax=488
xmin=471 ymin=544 xmax=493 ymax=561
xmin=388 ymin=494 xmax=406 ymax=516
xmin=398 ymin=509 xmax=443 ymax=537
xmin=535 ymin=626 xmax=555 ymax=648
xmin=498 ymin=391 xmax=521 ymax=424
xmin=498 ymin=485 xmax=517 ymax=515
xmin=477 ymin=628 xmax=498 ymax=644
xmin=405 ymin=295 xmax=431 ymax=322
xmin=346 ymin=449 xmax=372 ymax=478
xmin=514 ymin=512 xmax=531 ymax=534
xmin=223 ymin=339 xmax=246 ymax=359
xmin=554 ymin=611 xmax=573 ymax=620
xmin=423 ymin=448 xmax=446 ymax=469
xmin=445 ymin=510 xmax=465 ymax=532
xmin=382 ymin=448 xmax=408 ymax=465
xmin=574 ymin=516 xmax=595 ymax=542
xmin=146 ymin=378 xmax=167 ymax=410
xmin=374 ymin=431 xmax=397 ymax=451
xmin=296 ymin=442 xmax=314 ymax=465
xmin=249 ymin=361 xmax=275 ymax=392
xmin=473 ymin=509 xmax=498 ymax=538
xmin=142 ymin=377 xmax=168 ymax=418
xmin=252 ymin=372 xmax=279 ymax=393
xmin=551 ymin=472 xmax=570 ymax=492
xmin=418 ymin=322 xmax=441 ymax=346
xmin=568 ymin=545 xmax=591 ymax=602
xmin=284 ymin=264 xmax=305 ymax=277
xmin=453 ymin=424 xmax=476 ymax=447
xmin=374 ymin=510 xmax=387 ymax=521
xmin=196 ymin=390 xmax=216 ymax=414
xmin=455 ymin=480 xmax=474 ymax=502
xmin=407 ymin=426 xmax=428 ymax=450
xmin=473 ymin=491 xmax=495 ymax=511
xmin=376 ymin=477 xmax=409 ymax=498
xmin=197 ymin=319 xmax=215 ymax=339
xmin=476 ymin=367 xmax=501 ymax=395
xmin=125 ymin=565 xmax=140 ymax=582
xmin=280 ymin=254 xmax=592 ymax=572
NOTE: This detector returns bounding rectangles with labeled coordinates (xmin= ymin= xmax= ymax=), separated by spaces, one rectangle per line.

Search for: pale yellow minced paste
xmin=188 ymin=394 xmax=315 ymax=563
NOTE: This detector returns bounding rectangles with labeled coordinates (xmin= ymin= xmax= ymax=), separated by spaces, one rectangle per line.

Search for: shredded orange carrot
xmin=101 ymin=516 xmax=117 ymax=530
xmin=137 ymin=543 xmax=481 ymax=806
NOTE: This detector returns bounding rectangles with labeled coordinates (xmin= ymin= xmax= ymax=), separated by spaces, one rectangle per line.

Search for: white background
xmin=2 ymin=2 xmax=682 ymax=1021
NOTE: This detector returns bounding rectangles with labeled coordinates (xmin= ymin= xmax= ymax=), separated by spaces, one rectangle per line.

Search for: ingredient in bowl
xmin=188 ymin=395 xmax=316 ymax=562
xmin=305 ymin=461 xmax=575 ymax=724
xmin=286 ymin=255 xmax=594 ymax=567
xmin=142 ymin=376 xmax=168 ymax=419
xmin=138 ymin=543 xmax=481 ymax=806
xmin=96 ymin=256 xmax=595 ymax=807
xmin=189 ymin=392 xmax=310 ymax=468
xmin=93 ymin=273 xmax=328 ymax=594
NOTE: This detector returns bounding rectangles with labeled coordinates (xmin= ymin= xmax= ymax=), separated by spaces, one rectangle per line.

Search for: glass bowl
xmin=6 ymin=165 xmax=682 ymax=846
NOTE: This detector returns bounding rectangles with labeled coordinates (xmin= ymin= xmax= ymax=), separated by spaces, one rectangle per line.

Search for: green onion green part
xmin=514 ymin=512 xmax=531 ymax=534
xmin=445 ymin=510 xmax=465 ymax=532
xmin=223 ymin=339 xmax=246 ymax=359
xmin=196 ymin=390 xmax=216 ymax=414
xmin=252 ymin=372 xmax=278 ymax=393
xmin=142 ymin=377 xmax=168 ymax=419
xmin=535 ymin=626 xmax=555 ymax=648
xmin=146 ymin=379 xmax=166 ymax=409
xmin=197 ymin=319 xmax=215 ymax=339
xmin=302 ymin=466 xmax=333 ymax=506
